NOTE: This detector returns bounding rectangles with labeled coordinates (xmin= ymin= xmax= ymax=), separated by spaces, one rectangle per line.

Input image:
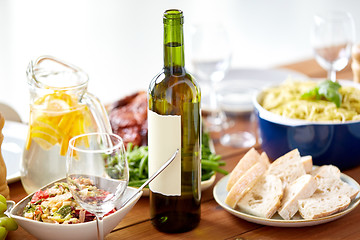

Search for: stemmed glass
xmin=311 ymin=11 xmax=355 ymax=82
xmin=217 ymin=81 xmax=257 ymax=148
xmin=191 ymin=23 xmax=232 ymax=132
xmin=66 ymin=132 xmax=129 ymax=240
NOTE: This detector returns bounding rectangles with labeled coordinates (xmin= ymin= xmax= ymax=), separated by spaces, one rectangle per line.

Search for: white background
xmin=0 ymin=0 xmax=359 ymax=121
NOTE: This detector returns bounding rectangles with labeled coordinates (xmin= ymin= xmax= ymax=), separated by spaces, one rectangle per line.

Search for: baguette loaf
xmin=298 ymin=194 xmax=351 ymax=220
xmin=237 ymin=174 xmax=283 ymax=218
xmin=226 ymin=148 xmax=260 ymax=191
xmin=225 ymin=162 xmax=267 ymax=208
xmin=278 ymin=174 xmax=317 ymax=220
xmin=267 ymin=149 xmax=306 ymax=189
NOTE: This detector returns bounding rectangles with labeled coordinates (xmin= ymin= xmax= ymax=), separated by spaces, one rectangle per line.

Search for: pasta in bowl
xmin=253 ymin=79 xmax=360 ymax=170
xmin=261 ymin=80 xmax=360 ymax=123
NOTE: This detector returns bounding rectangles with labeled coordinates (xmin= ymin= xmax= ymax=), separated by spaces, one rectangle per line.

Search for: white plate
xmin=139 ymin=174 xmax=216 ymax=196
xmin=200 ymin=68 xmax=308 ymax=113
xmin=2 ymin=121 xmax=28 ymax=183
xmin=213 ymin=173 xmax=360 ymax=227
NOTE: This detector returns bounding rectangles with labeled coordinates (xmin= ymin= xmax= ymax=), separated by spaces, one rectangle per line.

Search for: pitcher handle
xmin=81 ymin=92 xmax=112 ymax=133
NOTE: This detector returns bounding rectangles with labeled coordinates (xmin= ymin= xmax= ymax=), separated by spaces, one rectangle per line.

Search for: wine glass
xmin=66 ymin=132 xmax=129 ymax=240
xmin=217 ymin=80 xmax=257 ymax=148
xmin=311 ymin=11 xmax=355 ymax=82
xmin=191 ymin=23 xmax=232 ymax=132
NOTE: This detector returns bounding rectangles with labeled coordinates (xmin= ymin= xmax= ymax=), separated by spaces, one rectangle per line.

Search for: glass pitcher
xmin=21 ymin=56 xmax=111 ymax=194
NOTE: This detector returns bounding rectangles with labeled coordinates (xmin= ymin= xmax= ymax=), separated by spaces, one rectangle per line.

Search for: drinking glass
xmin=217 ymin=80 xmax=257 ymax=148
xmin=66 ymin=132 xmax=129 ymax=240
xmin=191 ymin=23 xmax=232 ymax=132
xmin=311 ymin=11 xmax=355 ymax=82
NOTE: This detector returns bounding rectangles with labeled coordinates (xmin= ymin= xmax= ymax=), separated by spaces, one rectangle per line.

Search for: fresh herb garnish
xmin=301 ymin=80 xmax=342 ymax=107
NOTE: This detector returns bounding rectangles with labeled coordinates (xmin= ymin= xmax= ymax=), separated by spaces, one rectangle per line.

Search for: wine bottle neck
xmin=163 ymin=9 xmax=185 ymax=70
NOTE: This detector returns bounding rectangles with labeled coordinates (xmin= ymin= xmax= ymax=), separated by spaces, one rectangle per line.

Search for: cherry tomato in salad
xmin=30 ymin=190 xmax=49 ymax=204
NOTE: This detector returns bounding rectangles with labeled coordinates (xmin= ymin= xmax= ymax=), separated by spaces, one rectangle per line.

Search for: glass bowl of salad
xmin=9 ymin=178 xmax=142 ymax=240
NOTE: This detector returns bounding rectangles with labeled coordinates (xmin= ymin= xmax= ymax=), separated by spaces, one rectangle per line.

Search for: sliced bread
xmin=267 ymin=149 xmax=306 ymax=189
xmin=313 ymin=176 xmax=359 ymax=200
xmin=311 ymin=165 xmax=341 ymax=179
xmin=312 ymin=165 xmax=359 ymax=200
xmin=278 ymin=174 xmax=318 ymax=220
xmin=301 ymin=155 xmax=313 ymax=174
xmin=259 ymin=152 xmax=271 ymax=168
xmin=236 ymin=174 xmax=283 ymax=219
xmin=225 ymin=162 xmax=267 ymax=208
xmin=298 ymin=194 xmax=351 ymax=220
xmin=226 ymin=148 xmax=260 ymax=191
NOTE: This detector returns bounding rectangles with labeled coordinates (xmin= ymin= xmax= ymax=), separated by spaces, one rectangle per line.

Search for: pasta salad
xmin=23 ymin=182 xmax=115 ymax=224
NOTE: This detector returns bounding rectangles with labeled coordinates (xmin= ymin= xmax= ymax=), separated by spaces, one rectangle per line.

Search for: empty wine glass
xmin=191 ymin=23 xmax=232 ymax=132
xmin=311 ymin=11 xmax=355 ymax=82
xmin=66 ymin=132 xmax=129 ymax=240
xmin=217 ymin=80 xmax=257 ymax=148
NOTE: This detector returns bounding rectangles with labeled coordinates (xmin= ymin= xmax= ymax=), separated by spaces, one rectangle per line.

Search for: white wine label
xmin=148 ymin=110 xmax=181 ymax=196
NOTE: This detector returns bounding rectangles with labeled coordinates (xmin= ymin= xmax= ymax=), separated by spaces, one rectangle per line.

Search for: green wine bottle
xmin=148 ymin=9 xmax=201 ymax=233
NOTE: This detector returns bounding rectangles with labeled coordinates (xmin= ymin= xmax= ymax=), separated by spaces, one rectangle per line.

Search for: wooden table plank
xmin=279 ymin=58 xmax=354 ymax=80
xmin=107 ymin=198 xmax=262 ymax=240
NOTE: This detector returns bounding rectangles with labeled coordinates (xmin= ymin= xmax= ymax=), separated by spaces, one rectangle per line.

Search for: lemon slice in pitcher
xmin=26 ymin=92 xmax=90 ymax=155
xmin=30 ymin=130 xmax=59 ymax=150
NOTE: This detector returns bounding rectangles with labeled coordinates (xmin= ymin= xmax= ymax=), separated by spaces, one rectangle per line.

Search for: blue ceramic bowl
xmin=253 ymin=80 xmax=360 ymax=171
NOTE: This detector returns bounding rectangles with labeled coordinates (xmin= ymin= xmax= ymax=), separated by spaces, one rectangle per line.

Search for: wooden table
xmin=6 ymin=59 xmax=360 ymax=240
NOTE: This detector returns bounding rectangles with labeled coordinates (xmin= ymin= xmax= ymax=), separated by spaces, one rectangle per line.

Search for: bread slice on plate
xmin=311 ymin=165 xmax=341 ymax=179
xmin=267 ymin=149 xmax=306 ymax=189
xmin=298 ymin=194 xmax=351 ymax=220
xmin=312 ymin=165 xmax=359 ymax=200
xmin=237 ymin=174 xmax=283 ymax=219
xmin=225 ymin=162 xmax=267 ymax=208
xmin=301 ymin=155 xmax=313 ymax=174
xmin=226 ymin=148 xmax=261 ymax=191
xmin=259 ymin=152 xmax=271 ymax=168
xmin=278 ymin=174 xmax=318 ymax=220
xmin=296 ymin=164 xmax=358 ymax=220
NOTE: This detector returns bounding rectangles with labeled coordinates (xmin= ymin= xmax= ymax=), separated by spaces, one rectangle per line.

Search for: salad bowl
xmin=9 ymin=178 xmax=142 ymax=240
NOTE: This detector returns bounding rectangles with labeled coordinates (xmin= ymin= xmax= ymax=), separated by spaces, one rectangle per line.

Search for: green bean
xmin=201 ymin=171 xmax=215 ymax=181
xmin=201 ymin=160 xmax=219 ymax=169
xmin=139 ymin=155 xmax=148 ymax=178
xmin=128 ymin=179 xmax=147 ymax=187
